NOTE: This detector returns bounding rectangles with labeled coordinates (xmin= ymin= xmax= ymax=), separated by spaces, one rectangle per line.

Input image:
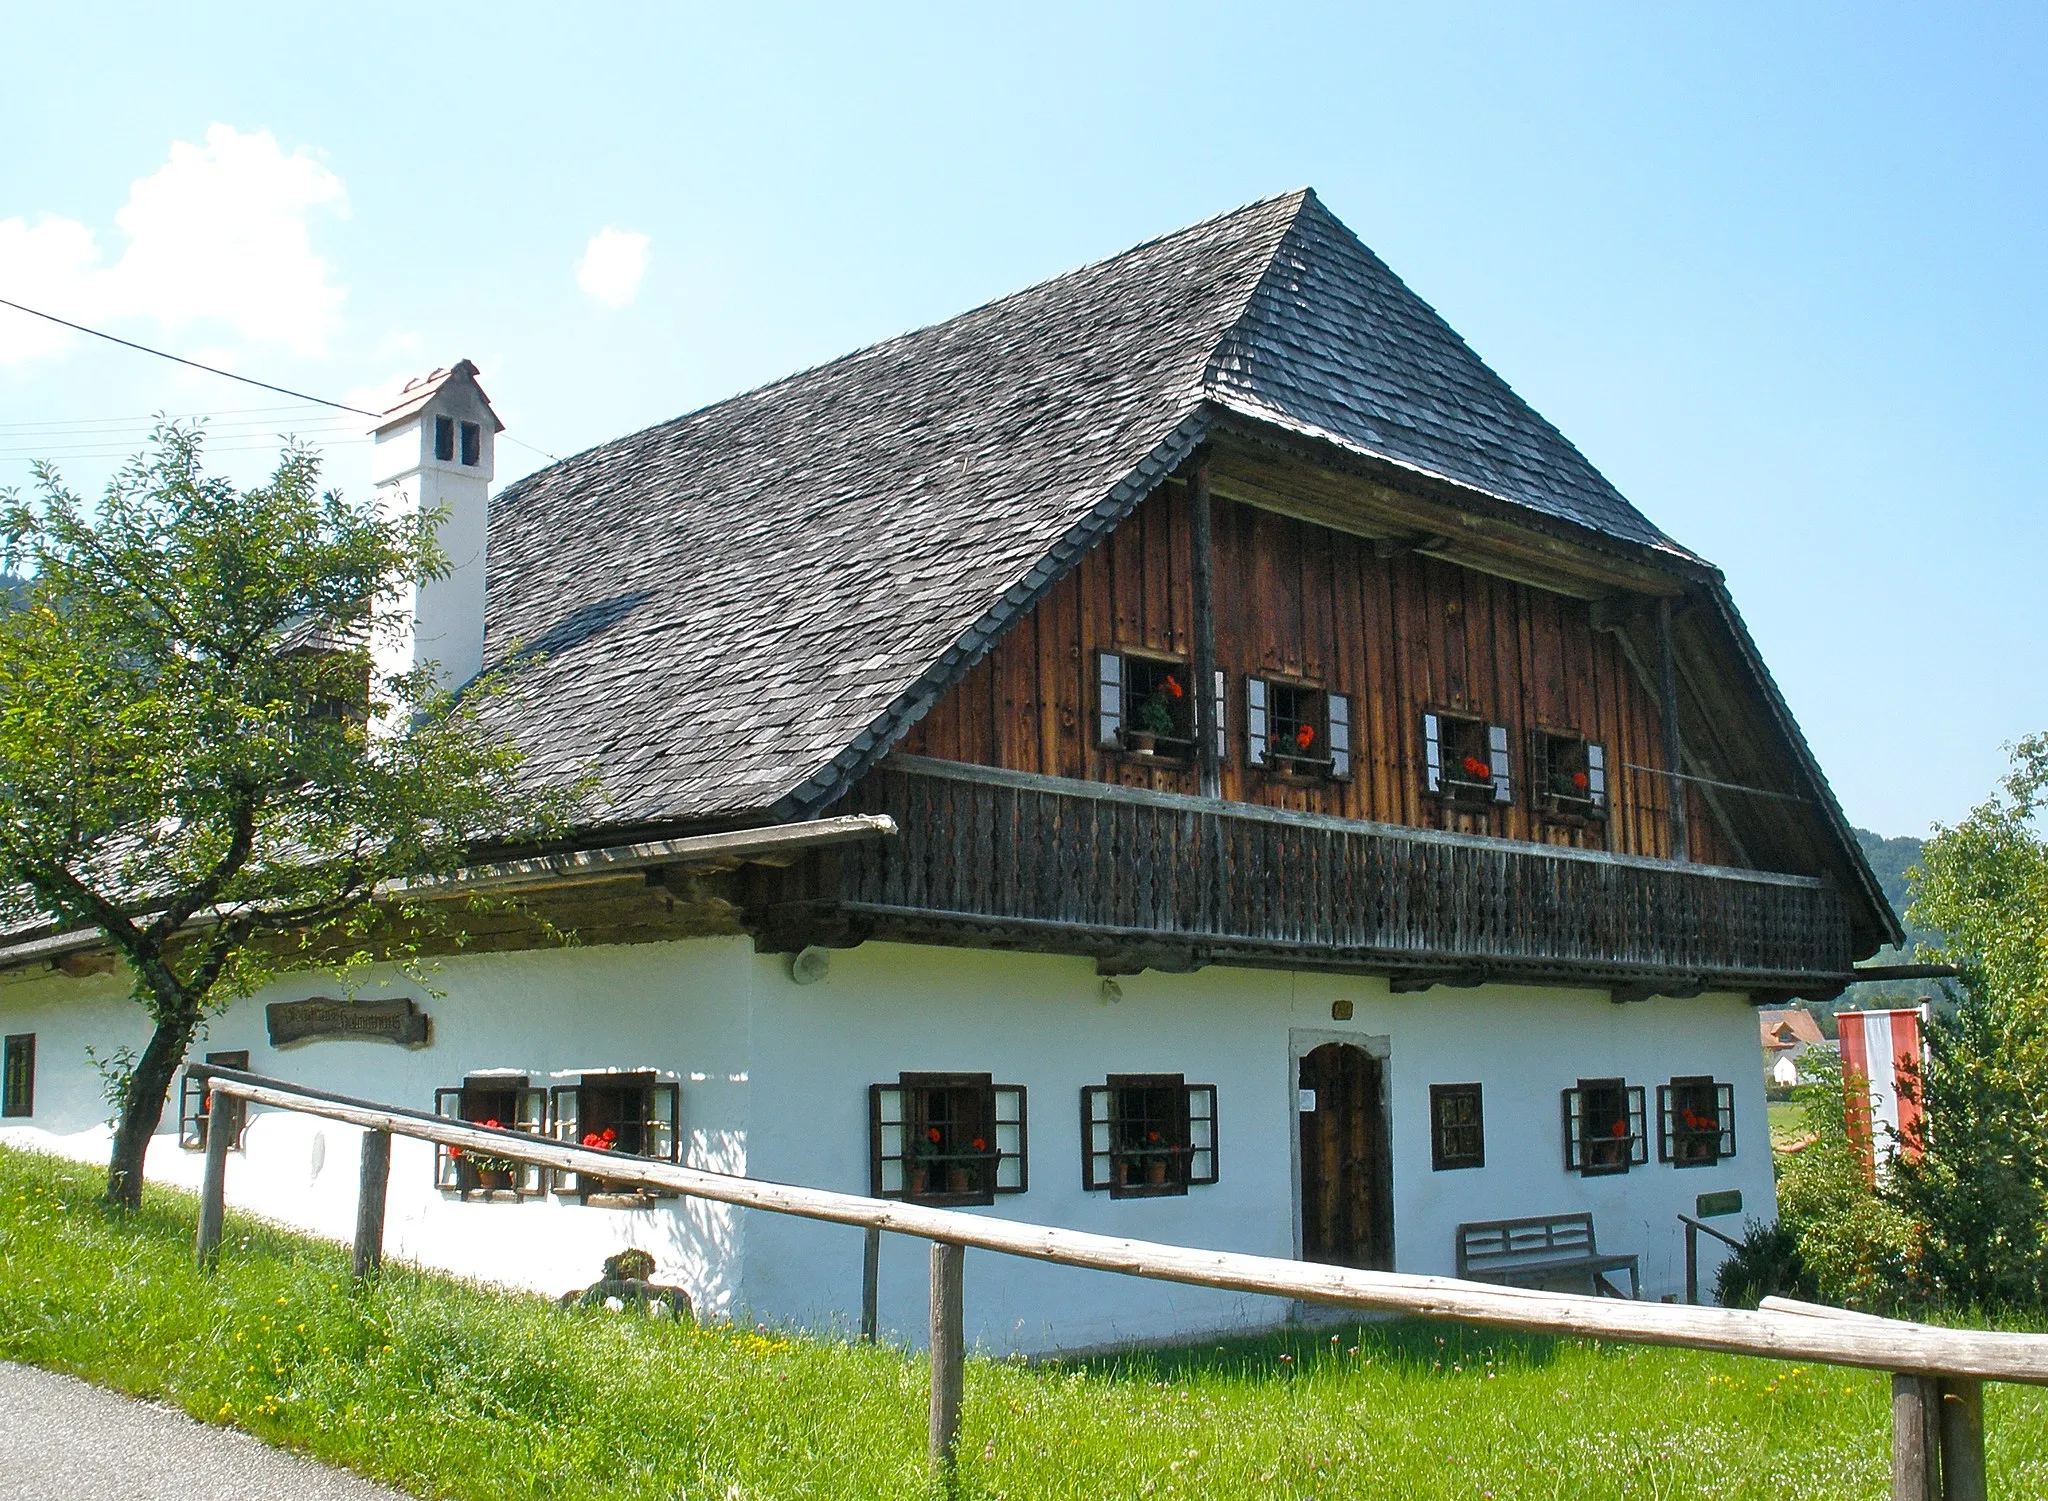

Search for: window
xmin=434 ymin=1074 xmax=548 ymax=1196
xmin=1096 ymin=652 xmax=1223 ymax=763
xmin=1429 ymin=1083 xmax=1484 ymax=1171
xmin=1423 ymin=712 xmax=1509 ymax=807
xmin=1081 ymin=1075 xmax=1218 ymax=1197
xmin=1562 ymin=1078 xmax=1647 ymax=1176
xmin=1247 ymin=678 xmax=1351 ymax=778
xmin=459 ymin=420 xmax=482 ymax=466
xmin=433 ymin=415 xmax=455 ymax=462
xmin=2 ymin=1034 xmax=33 ymax=1118
xmin=177 ymin=1051 xmax=250 ymax=1150
xmin=870 ymin=1073 xmax=1026 ymax=1206
xmin=551 ymin=1072 xmax=681 ymax=1200
xmin=1658 ymin=1076 xmax=1736 ymax=1167
xmin=1531 ymin=730 xmax=1607 ymax=819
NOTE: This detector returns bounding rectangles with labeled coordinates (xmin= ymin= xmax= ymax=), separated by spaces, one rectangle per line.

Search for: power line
xmin=0 ymin=297 xmax=381 ymax=417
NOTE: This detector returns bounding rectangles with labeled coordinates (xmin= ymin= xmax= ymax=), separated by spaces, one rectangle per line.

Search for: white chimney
xmin=368 ymin=360 xmax=501 ymax=700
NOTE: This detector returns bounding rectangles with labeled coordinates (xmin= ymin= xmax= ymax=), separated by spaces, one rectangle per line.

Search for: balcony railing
xmin=777 ymin=755 xmax=1852 ymax=991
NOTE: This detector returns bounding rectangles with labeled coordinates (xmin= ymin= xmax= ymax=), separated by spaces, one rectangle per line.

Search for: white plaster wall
xmin=0 ymin=934 xmax=1773 ymax=1353
xmin=0 ymin=938 xmax=760 ymax=1321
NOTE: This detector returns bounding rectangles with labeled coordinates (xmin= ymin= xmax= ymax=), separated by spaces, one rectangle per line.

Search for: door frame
xmin=1287 ymin=1028 xmax=1392 ymax=1265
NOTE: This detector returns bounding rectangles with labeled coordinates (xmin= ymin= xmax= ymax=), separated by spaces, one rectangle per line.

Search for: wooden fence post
xmin=861 ymin=1226 xmax=881 ymax=1343
xmin=1893 ymin=1373 xmax=1941 ymax=1501
xmin=193 ymin=1086 xmax=234 ymax=1268
xmin=1937 ymin=1378 xmax=1986 ymax=1501
xmin=352 ymin=1129 xmax=392 ymax=1279
xmin=929 ymin=1240 xmax=965 ymax=1477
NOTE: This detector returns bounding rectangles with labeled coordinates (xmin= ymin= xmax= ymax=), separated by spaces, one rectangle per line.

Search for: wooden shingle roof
xmin=477 ymin=191 xmax=1718 ymax=831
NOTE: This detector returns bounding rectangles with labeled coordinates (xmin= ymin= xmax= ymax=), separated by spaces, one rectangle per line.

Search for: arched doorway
xmin=1297 ymin=1041 xmax=1394 ymax=1269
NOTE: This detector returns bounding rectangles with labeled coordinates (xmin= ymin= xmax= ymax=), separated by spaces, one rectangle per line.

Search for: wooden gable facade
xmin=899 ymin=473 xmax=1738 ymax=867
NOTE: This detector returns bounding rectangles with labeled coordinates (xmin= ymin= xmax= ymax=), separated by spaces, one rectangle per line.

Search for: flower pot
xmin=946 ymin=1166 xmax=972 ymax=1195
xmin=477 ymin=1167 xmax=513 ymax=1192
xmin=1126 ymin=731 xmax=1157 ymax=755
xmin=909 ymin=1167 xmax=928 ymax=1198
xmin=1145 ymin=1159 xmax=1169 ymax=1187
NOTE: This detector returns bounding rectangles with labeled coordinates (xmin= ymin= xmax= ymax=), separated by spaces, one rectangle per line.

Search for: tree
xmin=1886 ymin=735 xmax=2048 ymax=1308
xmin=0 ymin=426 xmax=567 ymax=1208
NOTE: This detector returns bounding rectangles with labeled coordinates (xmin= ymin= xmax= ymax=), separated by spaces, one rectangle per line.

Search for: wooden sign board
xmin=266 ymin=996 xmax=431 ymax=1049
xmin=1695 ymin=1189 xmax=1743 ymax=1219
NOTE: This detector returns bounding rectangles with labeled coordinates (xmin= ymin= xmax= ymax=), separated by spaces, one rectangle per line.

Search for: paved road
xmin=0 ymin=1363 xmax=413 ymax=1500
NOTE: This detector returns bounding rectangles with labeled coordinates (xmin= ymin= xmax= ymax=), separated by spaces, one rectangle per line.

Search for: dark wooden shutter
xmin=1560 ymin=1087 xmax=1584 ymax=1172
xmin=0 ymin=1034 xmax=31 ymax=1118
xmin=1716 ymin=1082 xmax=1736 ymax=1159
xmin=1097 ymin=652 xmax=1124 ymax=749
xmin=434 ymin=1087 xmax=464 ymax=1190
xmin=1185 ymin=1084 xmax=1218 ymax=1185
xmin=1586 ymin=742 xmax=1608 ymax=810
xmin=1246 ymin=677 xmax=1268 ymax=766
xmin=1529 ymin=729 xmax=1552 ymax=807
xmin=1488 ymin=723 xmax=1512 ymax=803
xmin=1423 ymin=713 xmax=1442 ymax=793
xmin=1627 ymin=1086 xmax=1648 ymax=1165
xmin=994 ymin=1085 xmax=1027 ymax=1192
xmin=178 ymin=1071 xmax=207 ymax=1150
xmin=1656 ymin=1084 xmax=1676 ymax=1163
xmin=1327 ymin=694 xmax=1352 ymax=780
xmin=1080 ymin=1086 xmax=1112 ymax=1191
xmin=647 ymin=1082 xmax=682 ymax=1164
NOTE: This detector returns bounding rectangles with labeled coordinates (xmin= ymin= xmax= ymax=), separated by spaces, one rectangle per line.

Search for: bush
xmin=1713 ymin=1220 xmax=1815 ymax=1309
xmin=1774 ymin=1058 xmax=1915 ymax=1312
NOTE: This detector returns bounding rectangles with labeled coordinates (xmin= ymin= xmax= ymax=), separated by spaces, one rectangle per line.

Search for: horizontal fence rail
xmin=187 ymin=1066 xmax=2042 ymax=1386
xmin=819 ymin=760 xmax=1853 ymax=986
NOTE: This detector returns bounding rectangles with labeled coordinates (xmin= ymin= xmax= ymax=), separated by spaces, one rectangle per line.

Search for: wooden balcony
xmin=764 ymin=756 xmax=1854 ymax=996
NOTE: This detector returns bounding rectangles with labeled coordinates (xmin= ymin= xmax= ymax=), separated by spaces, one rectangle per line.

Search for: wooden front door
xmin=1298 ymin=1042 xmax=1393 ymax=1269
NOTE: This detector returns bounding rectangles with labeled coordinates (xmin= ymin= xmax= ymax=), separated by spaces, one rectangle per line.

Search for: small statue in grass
xmin=558 ymin=1246 xmax=693 ymax=1321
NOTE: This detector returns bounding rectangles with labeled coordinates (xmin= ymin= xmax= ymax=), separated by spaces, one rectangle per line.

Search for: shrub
xmin=1774 ymin=1058 xmax=1916 ymax=1312
xmin=1713 ymin=1220 xmax=1815 ymax=1309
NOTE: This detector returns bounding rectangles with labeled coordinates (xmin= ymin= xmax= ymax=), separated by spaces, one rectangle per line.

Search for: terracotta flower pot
xmin=1146 ymin=1159 xmax=1169 ymax=1187
xmin=909 ymin=1167 xmax=928 ymax=1198
xmin=946 ymin=1166 xmax=972 ymax=1195
xmin=478 ymin=1167 xmax=513 ymax=1192
xmin=1126 ymin=730 xmax=1157 ymax=755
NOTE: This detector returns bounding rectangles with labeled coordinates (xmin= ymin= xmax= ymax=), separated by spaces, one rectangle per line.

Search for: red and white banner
xmin=1837 ymin=1007 xmax=1926 ymax=1180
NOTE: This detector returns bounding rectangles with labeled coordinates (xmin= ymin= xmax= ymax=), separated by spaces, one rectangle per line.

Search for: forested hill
xmin=1853 ymin=826 xmax=1938 ymax=953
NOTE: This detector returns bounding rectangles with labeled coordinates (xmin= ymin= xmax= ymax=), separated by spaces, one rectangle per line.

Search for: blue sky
xmin=3 ymin=3 xmax=2042 ymax=839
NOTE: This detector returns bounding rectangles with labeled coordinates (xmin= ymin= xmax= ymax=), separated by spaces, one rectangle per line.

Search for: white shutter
xmin=434 ymin=1087 xmax=463 ymax=1190
xmin=1587 ymin=742 xmax=1608 ymax=809
xmin=1327 ymin=693 xmax=1351 ymax=780
xmin=1423 ymin=713 xmax=1442 ymax=792
xmin=1246 ymin=678 xmax=1268 ymax=767
xmin=1489 ymin=724 xmax=1512 ymax=803
xmin=1213 ymin=669 xmax=1228 ymax=763
xmin=1097 ymin=652 xmax=1123 ymax=749
xmin=514 ymin=1086 xmax=548 ymax=1195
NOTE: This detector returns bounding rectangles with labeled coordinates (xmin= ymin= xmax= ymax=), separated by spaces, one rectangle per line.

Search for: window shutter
xmin=1185 ymin=1085 xmax=1219 ymax=1185
xmin=1327 ymin=694 xmax=1352 ymax=780
xmin=1560 ymin=1087 xmax=1584 ymax=1172
xmin=178 ymin=1072 xmax=206 ymax=1151
xmin=994 ymin=1085 xmax=1027 ymax=1193
xmin=434 ymin=1087 xmax=464 ymax=1191
xmin=1586 ymin=742 xmax=1608 ymax=809
xmin=1423 ymin=713 xmax=1442 ymax=793
xmin=1716 ymin=1082 xmax=1737 ymax=1159
xmin=1529 ymin=730 xmax=1551 ymax=806
xmin=1080 ymin=1086 xmax=1112 ymax=1191
xmin=870 ymin=1084 xmax=904 ymax=1198
xmin=514 ymin=1086 xmax=548 ymax=1195
xmin=1213 ymin=669 xmax=1228 ymax=763
xmin=549 ymin=1085 xmax=582 ymax=1194
xmin=1656 ymin=1084 xmax=1675 ymax=1163
xmin=1246 ymin=677 xmax=1268 ymax=766
xmin=1489 ymin=723 xmax=1512 ymax=803
xmin=1627 ymin=1086 xmax=1648 ymax=1165
xmin=648 ymin=1082 xmax=681 ymax=1165
xmin=1097 ymin=652 xmax=1124 ymax=750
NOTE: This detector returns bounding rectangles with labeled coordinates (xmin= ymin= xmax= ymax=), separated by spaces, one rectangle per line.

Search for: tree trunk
xmin=106 ymin=1008 xmax=200 ymax=1210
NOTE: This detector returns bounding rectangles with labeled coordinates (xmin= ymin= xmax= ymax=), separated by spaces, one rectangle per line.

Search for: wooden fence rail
xmin=188 ymin=1065 xmax=2032 ymax=1499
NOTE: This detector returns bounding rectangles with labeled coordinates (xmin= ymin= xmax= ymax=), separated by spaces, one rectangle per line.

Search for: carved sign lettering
xmin=266 ymin=996 xmax=431 ymax=1049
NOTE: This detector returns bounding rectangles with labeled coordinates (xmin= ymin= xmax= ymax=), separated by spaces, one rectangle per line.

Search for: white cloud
xmin=0 ymin=124 xmax=347 ymax=368
xmin=576 ymin=228 xmax=650 ymax=309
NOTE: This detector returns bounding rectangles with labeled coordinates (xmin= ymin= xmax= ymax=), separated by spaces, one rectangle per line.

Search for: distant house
xmin=1759 ymin=1007 xmax=1832 ymax=1088
xmin=0 ymin=189 xmax=1897 ymax=1349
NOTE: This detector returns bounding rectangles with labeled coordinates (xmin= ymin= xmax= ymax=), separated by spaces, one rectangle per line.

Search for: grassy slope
xmin=3 ymin=1147 xmax=2046 ymax=1500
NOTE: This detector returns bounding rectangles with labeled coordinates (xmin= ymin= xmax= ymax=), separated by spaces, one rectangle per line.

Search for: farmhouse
xmin=0 ymin=190 xmax=1896 ymax=1350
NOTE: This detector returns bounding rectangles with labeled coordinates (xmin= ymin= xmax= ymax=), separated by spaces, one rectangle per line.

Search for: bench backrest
xmin=1457 ymin=1213 xmax=1598 ymax=1272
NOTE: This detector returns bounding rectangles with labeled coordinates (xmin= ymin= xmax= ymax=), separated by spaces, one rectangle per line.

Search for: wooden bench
xmin=1456 ymin=1213 xmax=1640 ymax=1299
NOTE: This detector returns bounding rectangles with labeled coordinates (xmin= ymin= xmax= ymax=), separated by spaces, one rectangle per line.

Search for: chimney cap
xmin=370 ymin=358 xmax=505 ymax=436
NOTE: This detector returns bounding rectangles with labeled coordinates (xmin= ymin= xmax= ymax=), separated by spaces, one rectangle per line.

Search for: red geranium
xmin=581 ymin=1127 xmax=618 ymax=1150
xmin=1163 ymin=674 xmax=1184 ymax=699
xmin=1295 ymin=723 xmax=1316 ymax=750
xmin=1609 ymin=1119 xmax=1628 ymax=1139
xmin=927 ymin=1126 xmax=943 ymax=1145
xmin=971 ymin=1137 xmax=987 ymax=1152
xmin=1461 ymin=755 xmax=1491 ymax=780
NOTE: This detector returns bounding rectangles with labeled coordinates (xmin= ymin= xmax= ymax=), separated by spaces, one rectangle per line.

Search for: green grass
xmin=4 ymin=1145 xmax=2046 ymax=1500
xmin=1768 ymin=1099 xmax=1806 ymax=1146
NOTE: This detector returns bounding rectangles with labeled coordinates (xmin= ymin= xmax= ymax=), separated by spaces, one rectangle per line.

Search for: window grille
xmin=1562 ymin=1078 xmax=1647 ymax=1175
xmin=551 ymin=1072 xmax=682 ymax=1199
xmin=1429 ymin=1082 xmax=1485 ymax=1171
xmin=1080 ymin=1075 xmax=1219 ymax=1198
xmin=1249 ymin=679 xmax=1349 ymax=779
xmin=434 ymin=1075 xmax=548 ymax=1196
xmin=1425 ymin=711 xmax=1510 ymax=806
xmin=1658 ymin=1077 xmax=1736 ymax=1167
xmin=869 ymin=1073 xmax=1026 ymax=1205
xmin=1 ymin=1034 xmax=34 ymax=1118
xmin=177 ymin=1051 xmax=249 ymax=1150
xmin=1531 ymin=730 xmax=1608 ymax=818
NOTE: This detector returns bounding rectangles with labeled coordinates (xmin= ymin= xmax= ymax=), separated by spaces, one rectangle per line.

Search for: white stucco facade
xmin=0 ymin=936 xmax=1772 ymax=1352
